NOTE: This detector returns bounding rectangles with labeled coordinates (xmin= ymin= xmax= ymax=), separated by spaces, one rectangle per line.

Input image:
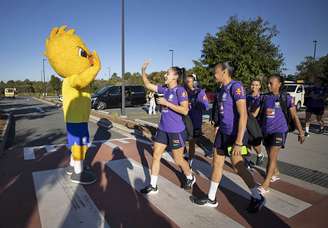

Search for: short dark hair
xmin=215 ymin=62 xmax=235 ymax=76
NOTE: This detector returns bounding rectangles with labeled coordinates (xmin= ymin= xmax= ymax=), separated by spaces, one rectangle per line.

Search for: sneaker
xmin=140 ymin=185 xmax=158 ymax=195
xmin=70 ymin=170 xmax=97 ymax=185
xmin=184 ymin=175 xmax=196 ymax=190
xmin=65 ymin=165 xmax=74 ymax=175
xmin=305 ymin=132 xmax=310 ymax=137
xmin=256 ymin=154 xmax=265 ymax=166
xmin=191 ymin=196 xmax=219 ymax=207
xmin=247 ymin=195 xmax=266 ymax=213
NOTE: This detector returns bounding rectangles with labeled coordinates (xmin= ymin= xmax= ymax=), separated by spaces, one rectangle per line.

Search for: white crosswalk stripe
xmin=161 ymin=151 xmax=312 ymax=218
xmin=24 ymin=147 xmax=35 ymax=160
xmin=107 ymin=158 xmax=243 ymax=228
xmin=33 ymin=168 xmax=110 ymax=228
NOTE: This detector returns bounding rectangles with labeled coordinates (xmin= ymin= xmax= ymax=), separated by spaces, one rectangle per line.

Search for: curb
xmin=0 ymin=113 xmax=12 ymax=155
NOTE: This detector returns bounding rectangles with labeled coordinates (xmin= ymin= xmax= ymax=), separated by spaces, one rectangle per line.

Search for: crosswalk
xmin=23 ymin=137 xmax=318 ymax=227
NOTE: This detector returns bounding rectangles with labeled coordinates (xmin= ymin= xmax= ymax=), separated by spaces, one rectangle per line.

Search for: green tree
xmin=49 ymin=75 xmax=62 ymax=96
xmin=195 ymin=16 xmax=284 ymax=88
xmin=297 ymin=55 xmax=328 ymax=84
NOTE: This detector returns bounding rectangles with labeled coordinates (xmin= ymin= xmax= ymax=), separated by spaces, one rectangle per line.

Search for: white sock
xmin=186 ymin=174 xmax=193 ymax=180
xmin=251 ymin=187 xmax=261 ymax=200
xmin=150 ymin=175 xmax=158 ymax=188
xmin=74 ymin=160 xmax=83 ymax=174
xmin=305 ymin=126 xmax=309 ymax=133
xmin=69 ymin=155 xmax=74 ymax=167
xmin=208 ymin=181 xmax=219 ymax=201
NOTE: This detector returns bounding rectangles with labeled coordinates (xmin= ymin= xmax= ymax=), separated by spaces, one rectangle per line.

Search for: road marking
xmin=107 ymin=158 xmax=243 ymax=228
xmin=24 ymin=148 xmax=35 ymax=160
xmin=161 ymin=152 xmax=312 ymax=218
xmin=116 ymin=139 xmax=129 ymax=144
xmin=45 ymin=145 xmax=57 ymax=154
xmin=104 ymin=141 xmax=121 ymax=150
xmin=32 ymin=168 xmax=110 ymax=228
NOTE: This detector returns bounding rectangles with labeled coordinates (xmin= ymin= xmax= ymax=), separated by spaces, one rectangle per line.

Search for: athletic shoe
xmin=191 ymin=196 xmax=219 ymax=207
xmin=318 ymin=128 xmax=325 ymax=134
xmin=65 ymin=165 xmax=74 ymax=175
xmin=140 ymin=185 xmax=158 ymax=195
xmin=305 ymin=132 xmax=310 ymax=137
xmin=70 ymin=170 xmax=97 ymax=185
xmin=247 ymin=195 xmax=266 ymax=213
xmin=183 ymin=175 xmax=196 ymax=190
xmin=256 ymin=154 xmax=265 ymax=166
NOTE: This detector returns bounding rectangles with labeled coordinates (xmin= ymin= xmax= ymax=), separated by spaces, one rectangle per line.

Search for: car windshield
xmin=95 ymin=87 xmax=110 ymax=95
xmin=285 ymin=85 xmax=297 ymax=92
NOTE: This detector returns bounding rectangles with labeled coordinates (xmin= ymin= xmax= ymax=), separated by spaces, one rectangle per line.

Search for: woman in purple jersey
xmin=140 ymin=60 xmax=195 ymax=195
xmin=246 ymin=79 xmax=264 ymax=167
xmin=184 ymin=74 xmax=209 ymax=166
xmin=254 ymin=75 xmax=305 ymax=193
xmin=192 ymin=62 xmax=265 ymax=213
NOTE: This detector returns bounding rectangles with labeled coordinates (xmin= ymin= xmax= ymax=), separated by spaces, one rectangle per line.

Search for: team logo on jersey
xmin=182 ymin=91 xmax=187 ymax=97
xmin=266 ymin=108 xmax=275 ymax=118
xmin=236 ymin=87 xmax=244 ymax=96
xmin=168 ymin=94 xmax=174 ymax=101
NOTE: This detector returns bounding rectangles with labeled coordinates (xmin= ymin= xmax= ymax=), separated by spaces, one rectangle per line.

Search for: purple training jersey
xmin=257 ymin=94 xmax=294 ymax=134
xmin=157 ymin=85 xmax=188 ymax=133
xmin=246 ymin=94 xmax=261 ymax=113
xmin=187 ymin=88 xmax=209 ymax=129
xmin=216 ymin=80 xmax=246 ymax=135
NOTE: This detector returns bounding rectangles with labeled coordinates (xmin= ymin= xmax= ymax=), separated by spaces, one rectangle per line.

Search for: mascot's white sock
xmin=69 ymin=155 xmax=74 ymax=167
xmin=74 ymin=160 xmax=83 ymax=174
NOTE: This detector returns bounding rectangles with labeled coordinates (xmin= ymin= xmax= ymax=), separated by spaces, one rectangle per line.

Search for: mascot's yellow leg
xmin=71 ymin=144 xmax=88 ymax=160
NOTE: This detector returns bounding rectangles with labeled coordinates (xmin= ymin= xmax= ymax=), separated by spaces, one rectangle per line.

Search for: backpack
xmin=174 ymin=87 xmax=194 ymax=140
xmin=259 ymin=92 xmax=296 ymax=132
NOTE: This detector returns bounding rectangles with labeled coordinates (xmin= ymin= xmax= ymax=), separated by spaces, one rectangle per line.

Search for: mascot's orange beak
xmin=88 ymin=54 xmax=94 ymax=66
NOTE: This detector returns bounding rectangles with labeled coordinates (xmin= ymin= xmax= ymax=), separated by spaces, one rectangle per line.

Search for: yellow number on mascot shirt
xmin=44 ymin=25 xmax=101 ymax=184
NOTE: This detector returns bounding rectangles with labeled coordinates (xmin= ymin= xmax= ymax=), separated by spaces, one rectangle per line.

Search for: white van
xmin=284 ymin=82 xmax=305 ymax=111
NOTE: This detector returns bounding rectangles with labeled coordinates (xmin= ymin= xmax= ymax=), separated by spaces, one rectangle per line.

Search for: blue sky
xmin=0 ymin=0 xmax=327 ymax=82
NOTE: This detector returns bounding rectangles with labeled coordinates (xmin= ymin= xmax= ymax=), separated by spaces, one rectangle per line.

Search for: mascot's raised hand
xmin=44 ymin=25 xmax=101 ymax=185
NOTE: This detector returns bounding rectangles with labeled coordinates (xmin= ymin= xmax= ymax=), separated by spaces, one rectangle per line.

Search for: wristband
xmin=234 ymin=143 xmax=243 ymax=147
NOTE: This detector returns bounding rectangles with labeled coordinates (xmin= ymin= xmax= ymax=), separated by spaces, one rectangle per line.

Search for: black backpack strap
xmin=279 ymin=92 xmax=289 ymax=121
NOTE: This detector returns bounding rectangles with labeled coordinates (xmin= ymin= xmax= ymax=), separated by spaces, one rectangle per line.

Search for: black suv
xmin=91 ymin=85 xmax=147 ymax=110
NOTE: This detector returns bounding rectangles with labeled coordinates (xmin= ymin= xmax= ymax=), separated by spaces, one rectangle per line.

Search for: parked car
xmin=91 ymin=85 xmax=147 ymax=110
xmin=4 ymin=88 xmax=16 ymax=98
xmin=284 ymin=82 xmax=305 ymax=111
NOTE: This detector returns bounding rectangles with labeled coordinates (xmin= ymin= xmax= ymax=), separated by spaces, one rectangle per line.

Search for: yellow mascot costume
xmin=44 ymin=25 xmax=101 ymax=184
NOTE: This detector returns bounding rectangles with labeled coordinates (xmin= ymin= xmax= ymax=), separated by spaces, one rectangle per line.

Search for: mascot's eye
xmin=78 ymin=47 xmax=88 ymax=58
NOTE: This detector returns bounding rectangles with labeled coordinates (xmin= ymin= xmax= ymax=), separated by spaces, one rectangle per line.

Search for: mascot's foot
xmin=65 ymin=166 xmax=74 ymax=175
xmin=70 ymin=169 xmax=97 ymax=185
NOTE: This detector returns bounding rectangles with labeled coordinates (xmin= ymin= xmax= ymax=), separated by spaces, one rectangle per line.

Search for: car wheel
xmin=296 ymin=101 xmax=301 ymax=111
xmin=97 ymin=101 xmax=106 ymax=110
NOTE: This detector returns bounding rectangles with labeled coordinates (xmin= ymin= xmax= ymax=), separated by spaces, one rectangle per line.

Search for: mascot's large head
xmin=44 ymin=25 xmax=93 ymax=78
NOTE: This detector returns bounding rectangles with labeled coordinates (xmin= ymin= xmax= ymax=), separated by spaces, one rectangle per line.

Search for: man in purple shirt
xmin=305 ymin=80 xmax=327 ymax=136
xmin=192 ymin=62 xmax=265 ymax=213
xmin=254 ymin=75 xmax=305 ymax=193
xmin=185 ymin=74 xmax=209 ymax=166
xmin=140 ymin=60 xmax=195 ymax=195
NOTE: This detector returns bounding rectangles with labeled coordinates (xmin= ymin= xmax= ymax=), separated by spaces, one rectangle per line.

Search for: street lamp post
xmin=121 ymin=0 xmax=126 ymax=116
xmin=42 ymin=58 xmax=47 ymax=96
xmin=313 ymin=40 xmax=318 ymax=60
xmin=169 ymin=49 xmax=174 ymax=67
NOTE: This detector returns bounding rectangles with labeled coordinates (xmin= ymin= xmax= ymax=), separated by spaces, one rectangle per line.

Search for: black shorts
xmin=306 ymin=107 xmax=324 ymax=116
xmin=263 ymin=132 xmax=287 ymax=148
xmin=193 ymin=128 xmax=202 ymax=138
xmin=154 ymin=129 xmax=187 ymax=150
xmin=248 ymin=138 xmax=262 ymax=147
xmin=213 ymin=131 xmax=248 ymax=156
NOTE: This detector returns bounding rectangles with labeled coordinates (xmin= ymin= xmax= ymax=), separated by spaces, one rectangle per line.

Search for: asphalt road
xmin=0 ymin=96 xmax=126 ymax=149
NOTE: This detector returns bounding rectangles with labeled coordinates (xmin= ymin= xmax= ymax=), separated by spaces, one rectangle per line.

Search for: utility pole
xmin=313 ymin=40 xmax=318 ymax=60
xmin=108 ymin=67 xmax=111 ymax=79
xmin=121 ymin=0 xmax=126 ymax=116
xmin=169 ymin=49 xmax=174 ymax=67
xmin=42 ymin=58 xmax=46 ymax=96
